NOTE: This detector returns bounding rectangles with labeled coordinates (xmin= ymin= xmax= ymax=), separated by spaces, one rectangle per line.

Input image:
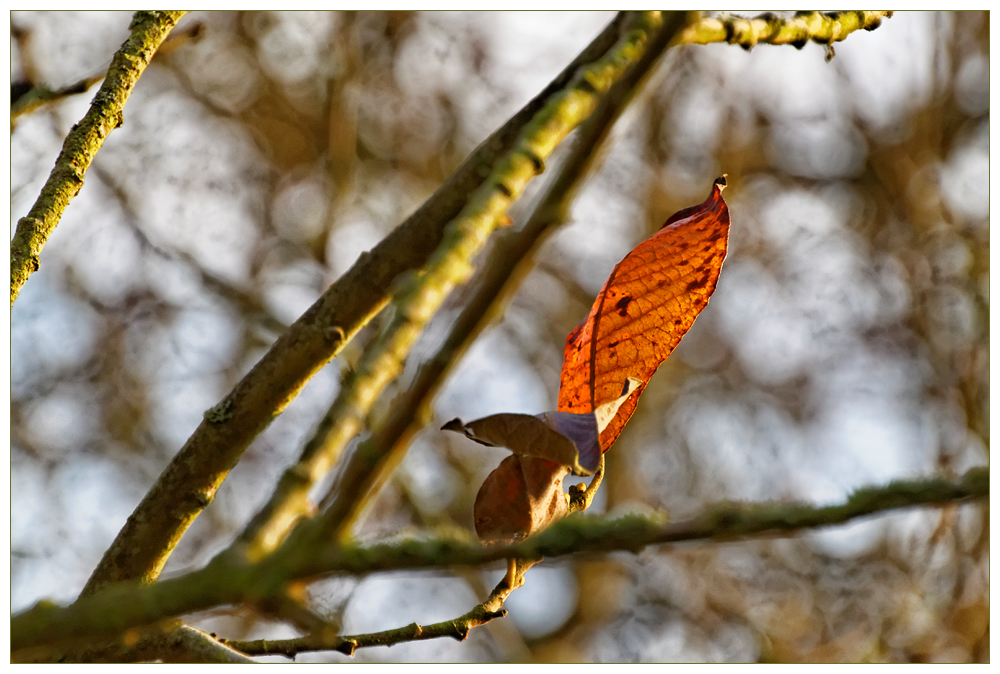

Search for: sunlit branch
xmin=306 ymin=12 xmax=687 ymax=545
xmin=234 ymin=11 xmax=672 ymax=560
xmin=10 ymin=11 xmax=186 ymax=308
xmin=676 ymin=10 xmax=892 ymax=57
xmin=12 ymin=468 xmax=986 ymax=655
xmin=79 ymin=11 xmax=636 ymax=594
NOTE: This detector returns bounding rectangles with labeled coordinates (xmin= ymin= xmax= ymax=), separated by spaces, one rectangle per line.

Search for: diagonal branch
xmin=79 ymin=11 xmax=635 ymax=594
xmin=10 ymin=11 xmax=186 ymax=307
xmin=308 ymin=11 xmax=687 ymax=546
xmin=12 ymin=467 xmax=987 ymax=655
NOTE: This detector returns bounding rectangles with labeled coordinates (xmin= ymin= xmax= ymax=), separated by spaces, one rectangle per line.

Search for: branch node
xmin=334 ymin=639 xmax=357 ymax=657
xmin=324 ymin=325 xmax=347 ymax=346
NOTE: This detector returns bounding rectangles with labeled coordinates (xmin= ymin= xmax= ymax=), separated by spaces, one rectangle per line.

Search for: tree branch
xmin=10 ymin=75 xmax=105 ymax=124
xmin=78 ymin=9 xmax=896 ymax=594
xmin=26 ymin=623 xmax=259 ymax=664
xmin=676 ymin=10 xmax=893 ymax=53
xmin=10 ymin=10 xmax=186 ymax=307
xmin=306 ymin=12 xmax=688 ymax=547
xmin=221 ymin=559 xmax=536 ymax=659
xmin=12 ymin=468 xmax=987 ymax=655
xmin=79 ymin=11 xmax=635 ymax=593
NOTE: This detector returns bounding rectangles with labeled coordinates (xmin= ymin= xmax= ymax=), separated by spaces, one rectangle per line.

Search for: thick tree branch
xmin=23 ymin=624 xmax=259 ymax=664
xmin=13 ymin=468 xmax=987 ymax=654
xmin=10 ymin=11 xmax=186 ymax=307
xmin=79 ymin=11 xmax=635 ymax=594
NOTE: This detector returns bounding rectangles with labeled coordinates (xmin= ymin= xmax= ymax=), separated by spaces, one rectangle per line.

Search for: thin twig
xmin=221 ymin=559 xmax=536 ymax=659
xmin=10 ymin=11 xmax=186 ymax=307
xmin=675 ymin=10 xmax=893 ymax=51
xmin=12 ymin=467 xmax=987 ymax=654
xmin=10 ymin=75 xmax=105 ymax=123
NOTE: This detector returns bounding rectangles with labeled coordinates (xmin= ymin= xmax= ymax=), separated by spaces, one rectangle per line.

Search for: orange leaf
xmin=557 ymin=176 xmax=731 ymax=450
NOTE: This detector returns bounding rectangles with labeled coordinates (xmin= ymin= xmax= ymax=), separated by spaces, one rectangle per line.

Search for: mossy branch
xmin=79 ymin=11 xmax=635 ymax=594
xmin=14 ymin=623 xmax=258 ymax=664
xmin=235 ymin=11 xmax=672 ymax=560
xmin=12 ymin=468 xmax=986 ymax=655
xmin=10 ymin=11 xmax=186 ymax=308
xmin=676 ymin=10 xmax=893 ymax=53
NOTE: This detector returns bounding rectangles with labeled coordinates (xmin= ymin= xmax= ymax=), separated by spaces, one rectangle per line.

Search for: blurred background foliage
xmin=10 ymin=11 xmax=988 ymax=663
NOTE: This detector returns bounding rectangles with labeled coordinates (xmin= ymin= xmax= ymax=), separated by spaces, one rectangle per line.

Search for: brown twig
xmin=221 ymin=559 xmax=535 ymax=658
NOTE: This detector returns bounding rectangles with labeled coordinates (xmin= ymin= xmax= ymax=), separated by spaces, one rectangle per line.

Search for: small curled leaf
xmin=473 ymin=455 xmax=570 ymax=545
